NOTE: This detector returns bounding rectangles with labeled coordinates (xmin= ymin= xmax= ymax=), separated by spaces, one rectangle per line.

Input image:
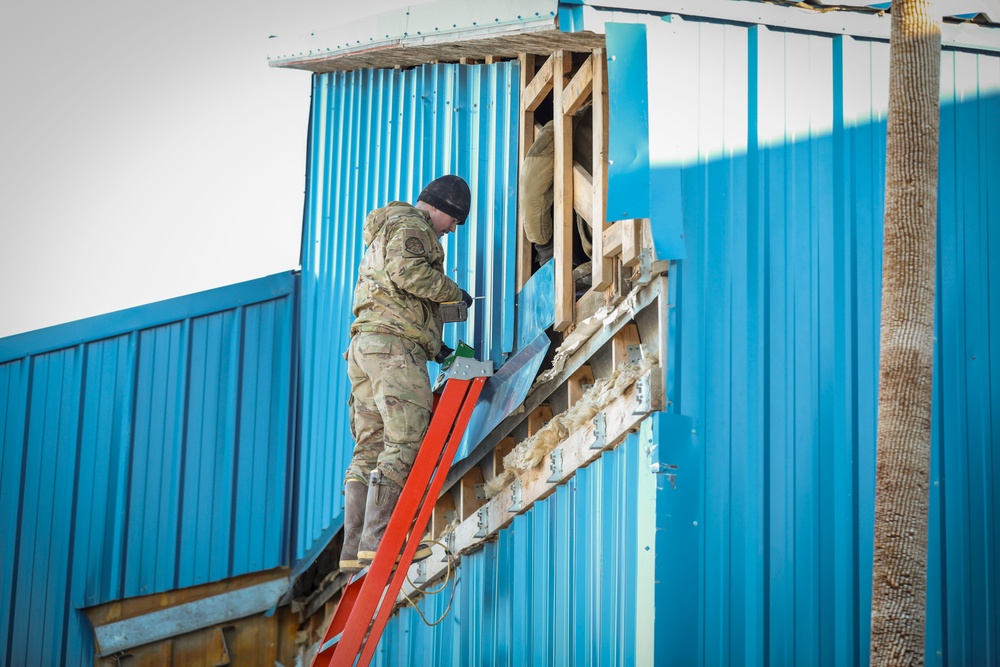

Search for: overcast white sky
xmin=0 ymin=1 xmax=409 ymax=339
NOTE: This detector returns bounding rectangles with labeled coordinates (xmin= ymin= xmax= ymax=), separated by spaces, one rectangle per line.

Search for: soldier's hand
xmin=460 ymin=289 xmax=474 ymax=307
xmin=435 ymin=343 xmax=455 ymax=364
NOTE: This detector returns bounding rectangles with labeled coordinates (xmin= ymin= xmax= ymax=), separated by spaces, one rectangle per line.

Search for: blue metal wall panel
xmin=642 ymin=15 xmax=998 ymax=667
xmin=605 ymin=22 xmax=651 ymax=222
xmin=368 ymin=427 xmax=656 ymax=666
xmin=934 ymin=47 xmax=1000 ymax=666
xmin=297 ymin=61 xmax=520 ymax=561
xmin=0 ymin=273 xmax=297 ymax=667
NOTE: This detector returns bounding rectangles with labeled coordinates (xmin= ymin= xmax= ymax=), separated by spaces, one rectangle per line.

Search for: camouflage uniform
xmin=345 ymin=201 xmax=463 ymax=489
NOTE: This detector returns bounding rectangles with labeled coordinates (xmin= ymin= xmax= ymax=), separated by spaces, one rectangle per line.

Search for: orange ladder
xmin=311 ymin=357 xmax=490 ymax=667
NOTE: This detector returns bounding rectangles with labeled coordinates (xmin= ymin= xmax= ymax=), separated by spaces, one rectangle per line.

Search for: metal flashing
xmin=453 ymin=331 xmax=551 ymax=462
xmin=93 ymin=576 xmax=291 ymax=656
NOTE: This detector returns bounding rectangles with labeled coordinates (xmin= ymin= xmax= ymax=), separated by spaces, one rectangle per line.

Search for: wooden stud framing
xmin=553 ymin=50 xmax=575 ymax=331
xmin=572 ymin=163 xmax=593 ymax=227
xmin=561 ymin=54 xmax=594 ymax=116
xmin=622 ymin=218 xmax=642 ymax=267
xmin=591 ymin=48 xmax=612 ymax=291
xmin=575 ymin=287 xmax=607 ymax=324
xmin=442 ymin=277 xmax=665 ymax=489
xmin=603 ymin=220 xmax=624 ymax=257
xmin=523 ymin=54 xmax=555 ymax=112
xmin=516 ymin=53 xmax=538 ymax=291
xmin=607 ymin=259 xmax=627 ymax=310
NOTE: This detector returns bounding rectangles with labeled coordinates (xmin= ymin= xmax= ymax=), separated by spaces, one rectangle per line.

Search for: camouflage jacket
xmin=350 ymin=202 xmax=463 ymax=358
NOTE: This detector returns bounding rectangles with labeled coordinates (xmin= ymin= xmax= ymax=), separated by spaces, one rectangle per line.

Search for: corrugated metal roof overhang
xmin=267 ymin=0 xmax=604 ymax=73
xmin=268 ymin=0 xmax=604 ymax=72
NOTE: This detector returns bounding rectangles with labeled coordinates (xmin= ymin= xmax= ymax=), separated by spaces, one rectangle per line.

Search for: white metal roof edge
xmin=578 ymin=0 xmax=1000 ymax=52
xmin=267 ymin=0 xmax=560 ymax=67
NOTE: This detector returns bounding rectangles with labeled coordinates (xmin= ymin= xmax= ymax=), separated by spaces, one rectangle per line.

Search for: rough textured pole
xmin=870 ymin=1 xmax=940 ymax=665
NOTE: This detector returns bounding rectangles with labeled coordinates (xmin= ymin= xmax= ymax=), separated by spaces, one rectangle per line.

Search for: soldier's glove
xmin=434 ymin=343 xmax=455 ymax=365
xmin=460 ymin=289 xmax=474 ymax=307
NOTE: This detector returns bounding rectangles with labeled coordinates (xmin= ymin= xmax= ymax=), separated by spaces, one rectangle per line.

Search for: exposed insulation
xmin=533 ymin=259 xmax=667 ymax=388
xmin=485 ymin=353 xmax=657 ymax=497
xmin=536 ymin=288 xmax=642 ymax=386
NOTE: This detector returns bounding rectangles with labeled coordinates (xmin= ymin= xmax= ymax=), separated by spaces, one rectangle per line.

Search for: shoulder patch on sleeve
xmin=403 ymin=228 xmax=426 ymax=257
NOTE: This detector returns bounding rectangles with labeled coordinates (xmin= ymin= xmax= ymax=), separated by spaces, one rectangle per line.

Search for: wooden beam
xmin=572 ymin=162 xmax=593 ymax=227
xmin=575 ymin=285 xmax=607 ymax=323
xmin=607 ymin=259 xmax=627 ymax=310
xmin=603 ymin=220 xmax=623 ymax=257
xmin=553 ymin=50 xmax=574 ymax=331
xmin=622 ymin=218 xmax=642 ymax=267
xmin=523 ymin=54 xmax=555 ymax=112
xmin=516 ymin=53 xmax=537 ymax=291
xmin=591 ymin=48 xmax=612 ymax=290
xmin=562 ymin=53 xmax=594 ymax=116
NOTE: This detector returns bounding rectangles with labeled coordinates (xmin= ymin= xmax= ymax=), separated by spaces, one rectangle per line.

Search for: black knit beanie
xmin=418 ymin=175 xmax=471 ymax=224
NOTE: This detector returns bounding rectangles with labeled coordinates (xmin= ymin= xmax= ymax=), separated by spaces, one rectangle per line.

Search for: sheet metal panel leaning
xmin=340 ymin=175 xmax=475 ymax=572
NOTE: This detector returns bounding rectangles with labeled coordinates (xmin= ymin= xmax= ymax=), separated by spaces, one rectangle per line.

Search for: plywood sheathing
xmin=274 ymin=29 xmax=604 ymax=73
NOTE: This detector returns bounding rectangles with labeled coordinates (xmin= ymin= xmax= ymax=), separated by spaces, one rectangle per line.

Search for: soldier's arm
xmin=385 ymin=225 xmax=463 ymax=303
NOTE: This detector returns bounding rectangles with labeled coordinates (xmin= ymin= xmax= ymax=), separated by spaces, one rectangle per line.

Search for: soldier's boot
xmin=339 ymin=479 xmax=368 ymax=573
xmin=357 ymin=471 xmax=432 ymax=568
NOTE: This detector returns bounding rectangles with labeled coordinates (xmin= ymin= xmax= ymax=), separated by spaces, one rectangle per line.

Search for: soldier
xmin=340 ymin=175 xmax=474 ymax=572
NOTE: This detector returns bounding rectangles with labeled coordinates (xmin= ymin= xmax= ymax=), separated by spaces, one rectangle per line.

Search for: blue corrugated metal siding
xmin=369 ymin=427 xmax=656 ymax=666
xmin=0 ymin=273 xmax=297 ymax=667
xmin=297 ymin=62 xmax=520 ymax=561
xmin=643 ymin=15 xmax=998 ymax=667
xmin=933 ymin=47 xmax=1000 ymax=666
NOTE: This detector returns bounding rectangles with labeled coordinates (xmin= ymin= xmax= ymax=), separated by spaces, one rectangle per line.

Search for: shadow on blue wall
xmin=650 ymin=92 xmax=998 ymax=666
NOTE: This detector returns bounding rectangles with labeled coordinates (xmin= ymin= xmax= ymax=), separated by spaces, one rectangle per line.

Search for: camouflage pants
xmin=345 ymin=332 xmax=433 ymax=490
